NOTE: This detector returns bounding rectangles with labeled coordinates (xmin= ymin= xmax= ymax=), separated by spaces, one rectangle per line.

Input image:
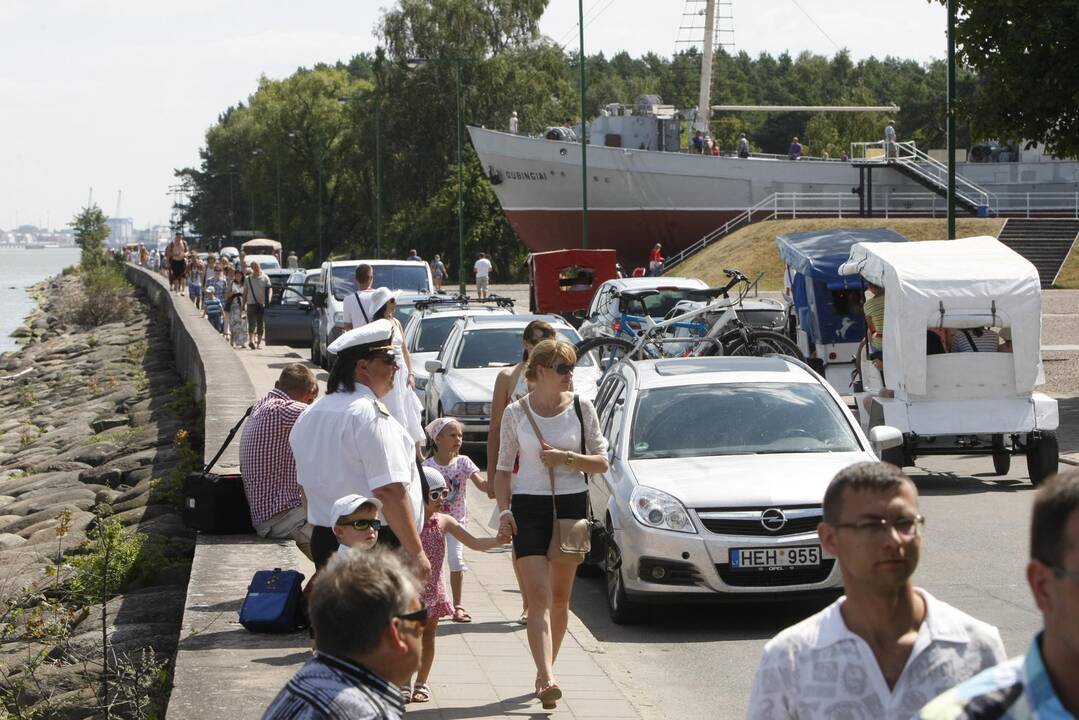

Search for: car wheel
xmin=991 ymin=434 xmax=1011 ymax=475
xmin=604 ymin=528 xmax=644 ymax=625
xmin=576 ymin=522 xmax=606 ymax=578
xmin=1026 ymin=431 xmax=1059 ymax=486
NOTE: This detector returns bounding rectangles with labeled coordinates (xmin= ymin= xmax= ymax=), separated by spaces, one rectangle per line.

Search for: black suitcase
xmin=182 ymin=405 xmax=256 ymax=533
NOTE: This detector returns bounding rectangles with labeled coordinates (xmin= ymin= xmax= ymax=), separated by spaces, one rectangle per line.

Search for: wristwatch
xmin=564 ymin=452 xmax=576 ymax=466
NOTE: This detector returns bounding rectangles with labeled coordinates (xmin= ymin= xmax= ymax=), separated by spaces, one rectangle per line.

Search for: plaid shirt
xmin=240 ymin=388 xmax=307 ymax=525
xmin=261 ymin=653 xmax=403 ymax=720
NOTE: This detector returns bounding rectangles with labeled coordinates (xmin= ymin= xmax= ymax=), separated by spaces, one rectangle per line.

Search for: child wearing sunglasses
xmin=406 ymin=467 xmax=510 ymax=704
xmin=330 ymin=494 xmax=383 ymax=560
xmin=422 ymin=417 xmax=489 ymax=624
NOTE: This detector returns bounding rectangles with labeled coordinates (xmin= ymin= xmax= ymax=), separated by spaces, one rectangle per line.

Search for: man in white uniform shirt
xmin=473 ymin=253 xmax=493 ymax=299
xmin=748 ymin=462 xmax=1005 ymax=720
xmin=289 ymin=319 xmax=430 ymax=579
xmin=342 ymin=263 xmax=375 ymax=331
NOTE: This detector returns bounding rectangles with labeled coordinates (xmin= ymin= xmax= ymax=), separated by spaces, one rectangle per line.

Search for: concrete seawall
xmin=124 ymin=264 xmax=257 ymax=470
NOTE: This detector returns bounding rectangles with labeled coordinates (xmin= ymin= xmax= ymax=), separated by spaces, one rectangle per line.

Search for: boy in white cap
xmin=331 ymin=494 xmax=384 ymax=560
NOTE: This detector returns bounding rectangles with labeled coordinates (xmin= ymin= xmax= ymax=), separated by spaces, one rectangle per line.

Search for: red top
xmin=649 ymin=247 xmax=663 ymax=263
xmin=239 ymin=388 xmax=307 ymax=525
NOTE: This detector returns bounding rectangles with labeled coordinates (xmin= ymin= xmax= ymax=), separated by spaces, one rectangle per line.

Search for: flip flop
xmin=452 ymin=605 xmax=472 ymax=623
xmin=411 ymin=683 xmax=431 ymax=703
xmin=537 ymin=682 xmax=562 ymax=710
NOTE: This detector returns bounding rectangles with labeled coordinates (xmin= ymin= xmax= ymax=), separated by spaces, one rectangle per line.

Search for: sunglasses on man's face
xmin=549 ymin=363 xmax=575 ymax=375
xmin=428 ymin=488 xmax=450 ymax=502
xmin=336 ymin=518 xmax=382 ymax=532
xmin=398 ymin=604 xmax=429 ymax=624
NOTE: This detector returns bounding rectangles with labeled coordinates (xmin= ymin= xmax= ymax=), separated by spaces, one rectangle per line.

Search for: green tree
xmin=70 ymin=205 xmax=109 ymax=270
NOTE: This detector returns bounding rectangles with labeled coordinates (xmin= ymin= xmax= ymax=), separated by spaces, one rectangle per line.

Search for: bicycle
xmin=576 ymin=269 xmax=803 ymax=371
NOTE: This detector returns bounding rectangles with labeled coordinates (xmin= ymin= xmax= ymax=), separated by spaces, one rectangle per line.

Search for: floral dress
xmin=423 ymin=455 xmax=480 ymax=524
xmin=420 ymin=516 xmax=454 ymax=619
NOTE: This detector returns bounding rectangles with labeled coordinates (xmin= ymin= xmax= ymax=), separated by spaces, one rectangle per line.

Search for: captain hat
xmin=330 ymin=494 xmax=383 ymax=524
xmin=327 ymin=318 xmax=396 ymax=356
xmin=360 ymin=286 xmax=401 ymax=320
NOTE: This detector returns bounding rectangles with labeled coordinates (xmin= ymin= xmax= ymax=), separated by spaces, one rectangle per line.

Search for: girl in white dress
xmin=365 ymin=288 xmax=425 ymax=443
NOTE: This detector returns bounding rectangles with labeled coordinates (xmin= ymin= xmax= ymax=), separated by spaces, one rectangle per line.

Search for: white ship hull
xmin=469 ymin=126 xmax=1079 ymax=263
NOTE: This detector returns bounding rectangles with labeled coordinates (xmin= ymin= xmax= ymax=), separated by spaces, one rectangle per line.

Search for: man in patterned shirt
xmin=262 ymin=546 xmax=423 ymax=720
xmin=919 ymin=470 xmax=1079 ymax=719
xmin=240 ymin=363 xmax=319 ymax=560
xmin=748 ymin=462 xmax=1006 ymax=719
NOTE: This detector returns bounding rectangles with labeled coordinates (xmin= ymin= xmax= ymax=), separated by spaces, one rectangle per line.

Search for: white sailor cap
xmin=360 ymin=287 xmax=400 ymax=320
xmin=327 ymin=318 xmax=396 ymax=356
xmin=331 ymin=494 xmax=384 ymax=524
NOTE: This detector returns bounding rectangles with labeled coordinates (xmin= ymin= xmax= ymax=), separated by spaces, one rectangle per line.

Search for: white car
xmin=578 ymin=277 xmax=786 ymax=341
xmin=404 ymin=298 xmax=516 ymax=403
xmin=588 ymin=355 xmax=902 ymax=623
xmin=244 ymin=253 xmax=281 ymax=270
xmin=423 ymin=315 xmax=601 ymax=443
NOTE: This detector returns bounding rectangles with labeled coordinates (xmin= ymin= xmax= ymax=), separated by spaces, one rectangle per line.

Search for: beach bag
xmin=182 ymin=406 xmax=254 ymax=533
xmin=239 ymin=568 xmax=306 ymax=632
xmin=519 ymin=397 xmax=593 ymax=564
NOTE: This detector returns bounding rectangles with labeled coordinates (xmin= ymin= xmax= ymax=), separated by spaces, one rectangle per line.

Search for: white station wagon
xmin=587 ymin=355 xmax=901 ymax=623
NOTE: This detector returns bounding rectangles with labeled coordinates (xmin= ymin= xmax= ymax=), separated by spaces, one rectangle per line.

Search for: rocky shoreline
xmin=0 ymin=273 xmax=198 ymax=718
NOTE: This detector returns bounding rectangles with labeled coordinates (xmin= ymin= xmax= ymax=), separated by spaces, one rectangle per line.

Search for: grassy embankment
xmin=672 ymin=218 xmax=1079 ymax=290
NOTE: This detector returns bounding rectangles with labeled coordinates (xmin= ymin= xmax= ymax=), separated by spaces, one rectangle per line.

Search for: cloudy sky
xmin=0 ymin=0 xmax=947 ymax=231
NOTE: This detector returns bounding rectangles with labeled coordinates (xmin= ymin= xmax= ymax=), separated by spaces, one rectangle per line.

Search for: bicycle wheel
xmin=724 ymin=330 xmax=805 ymax=360
xmin=575 ymin=336 xmax=641 ymax=372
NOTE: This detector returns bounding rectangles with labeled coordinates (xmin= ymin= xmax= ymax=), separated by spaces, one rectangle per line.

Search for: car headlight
xmin=630 ymin=486 xmax=696 ymax=534
xmin=332 ymin=311 xmax=346 ymax=326
xmin=450 ymin=402 xmax=491 ymax=417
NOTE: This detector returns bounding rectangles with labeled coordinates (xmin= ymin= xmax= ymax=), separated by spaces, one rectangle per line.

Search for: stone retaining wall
xmin=124 ymin=265 xmax=257 ymax=471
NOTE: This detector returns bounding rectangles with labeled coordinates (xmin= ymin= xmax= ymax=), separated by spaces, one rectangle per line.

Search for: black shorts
xmin=170 ymin=259 xmax=187 ymax=278
xmin=511 ymin=492 xmax=588 ymax=559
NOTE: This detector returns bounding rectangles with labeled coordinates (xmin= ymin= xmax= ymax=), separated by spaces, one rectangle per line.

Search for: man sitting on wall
xmin=240 ymin=363 xmax=319 ymax=559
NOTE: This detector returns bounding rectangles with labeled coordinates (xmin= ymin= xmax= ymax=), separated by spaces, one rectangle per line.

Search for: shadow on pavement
xmin=1057 ymin=396 xmax=1079 ymax=455
xmin=908 ymin=467 xmax=1033 ymax=497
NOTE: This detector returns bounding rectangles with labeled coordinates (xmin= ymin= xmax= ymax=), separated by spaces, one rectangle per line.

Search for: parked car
xmin=265 ymin=271 xmax=317 ymax=346
xmin=404 ymin=297 xmax=516 ymax=403
xmin=587 ymin=354 xmax=901 ymax=623
xmin=244 ymin=253 xmax=281 ymax=270
xmin=311 ymin=259 xmax=435 ymax=369
xmin=423 ymin=315 xmax=600 ymax=443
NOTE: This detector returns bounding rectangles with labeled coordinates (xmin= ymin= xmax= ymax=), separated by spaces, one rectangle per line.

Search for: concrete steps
xmin=997 ymin=219 xmax=1079 ymax=287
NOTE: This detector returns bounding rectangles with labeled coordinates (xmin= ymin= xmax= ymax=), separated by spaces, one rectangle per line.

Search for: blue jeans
xmin=207 ymin=313 xmax=223 ymax=332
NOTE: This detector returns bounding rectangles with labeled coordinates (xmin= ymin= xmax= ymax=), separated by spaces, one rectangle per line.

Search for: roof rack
xmin=413 ymin=294 xmax=515 ymax=312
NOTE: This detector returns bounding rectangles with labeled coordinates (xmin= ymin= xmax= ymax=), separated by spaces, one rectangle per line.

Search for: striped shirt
xmin=950 ymin=329 xmax=1000 ymax=353
xmin=918 ymin=633 xmax=1070 ymax=720
xmin=239 ymin=388 xmax=308 ymax=525
xmin=261 ymin=653 xmax=404 ymax=720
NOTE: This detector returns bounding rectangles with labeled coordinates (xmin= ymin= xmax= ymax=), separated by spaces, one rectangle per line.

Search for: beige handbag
xmin=520 ymin=399 xmax=591 ymax=564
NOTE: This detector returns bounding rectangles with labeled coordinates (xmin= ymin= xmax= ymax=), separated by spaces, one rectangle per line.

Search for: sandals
xmin=452 ymin=605 xmax=472 ymax=623
xmin=411 ymin=683 xmax=432 ymax=703
xmin=536 ymin=681 xmax=562 ymax=710
xmin=518 ymin=610 xmax=528 ymax=625
xmin=399 ymin=684 xmax=412 ymax=704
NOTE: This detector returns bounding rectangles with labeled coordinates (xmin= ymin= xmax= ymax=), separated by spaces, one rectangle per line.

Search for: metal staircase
xmin=997 ymin=218 xmax=1079 ymax=287
xmin=851 ymin=141 xmax=996 ymax=216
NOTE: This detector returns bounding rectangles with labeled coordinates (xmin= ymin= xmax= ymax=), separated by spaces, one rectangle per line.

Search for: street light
xmin=339 ymin=92 xmax=383 ymax=258
xmin=407 ymin=56 xmax=466 ymax=294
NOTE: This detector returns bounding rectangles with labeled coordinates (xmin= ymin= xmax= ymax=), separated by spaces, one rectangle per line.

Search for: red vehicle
xmin=527 ymin=249 xmax=619 ymax=322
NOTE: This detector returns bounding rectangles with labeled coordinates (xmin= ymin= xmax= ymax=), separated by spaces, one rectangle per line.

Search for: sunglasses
xmin=398 ymin=605 xmax=429 ymax=624
xmin=428 ymin=488 xmax=450 ymax=501
xmin=335 ymin=518 xmax=382 ymax=532
xmin=549 ymin=363 xmax=575 ymax=375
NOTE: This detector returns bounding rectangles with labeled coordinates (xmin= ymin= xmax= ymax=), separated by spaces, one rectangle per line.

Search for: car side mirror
xmin=425 ymin=359 xmax=444 ymax=374
xmin=572 ymin=309 xmax=587 ymax=321
xmin=299 ymin=300 xmax=311 ymax=310
xmin=868 ymin=425 xmax=903 ymax=452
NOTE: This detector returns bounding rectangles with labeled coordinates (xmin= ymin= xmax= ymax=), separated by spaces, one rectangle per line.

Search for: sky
xmin=0 ymin=0 xmax=948 ymax=232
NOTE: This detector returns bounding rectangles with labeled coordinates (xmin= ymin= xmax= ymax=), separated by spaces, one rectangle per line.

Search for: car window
xmin=395 ymin=304 xmax=416 ymax=326
xmin=278 ymin=284 xmax=308 ymax=306
xmin=414 ymin=316 xmax=460 ymax=353
xmin=601 ymin=381 xmax=625 ymax=439
xmin=331 ymin=265 xmax=429 ymax=299
xmin=453 ymin=328 xmax=593 ymax=369
xmin=631 ymin=382 xmax=860 ymax=459
xmin=622 ymin=288 xmax=703 ymax=319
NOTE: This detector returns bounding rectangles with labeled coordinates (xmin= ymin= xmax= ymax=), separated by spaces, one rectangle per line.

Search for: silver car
xmin=588 ymin=355 xmax=901 ymax=623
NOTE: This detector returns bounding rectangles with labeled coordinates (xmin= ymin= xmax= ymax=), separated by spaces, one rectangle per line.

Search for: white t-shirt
xmin=342 ymin=289 xmax=374 ymax=329
xmin=474 ymin=258 xmax=492 ymax=279
xmin=289 ymin=385 xmax=423 ymax=532
xmin=748 ymin=588 xmax=1007 ymax=720
xmin=496 ymin=395 xmax=607 ymax=495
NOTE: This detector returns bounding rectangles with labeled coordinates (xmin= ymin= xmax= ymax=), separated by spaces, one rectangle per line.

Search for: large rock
xmin=0 ymin=487 xmax=98 ymax=517
xmin=90 ymin=415 xmax=129 ymax=433
xmin=24 ymin=461 xmax=92 ymax=475
xmin=54 ymin=441 xmax=119 ymax=466
xmin=2 ymin=470 xmax=83 ymax=496
xmin=0 ymin=532 xmax=26 ymax=549
xmin=23 ymin=510 xmax=95 ymax=548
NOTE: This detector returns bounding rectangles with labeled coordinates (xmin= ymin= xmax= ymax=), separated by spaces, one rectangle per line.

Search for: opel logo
xmin=761 ymin=508 xmax=787 ymax=532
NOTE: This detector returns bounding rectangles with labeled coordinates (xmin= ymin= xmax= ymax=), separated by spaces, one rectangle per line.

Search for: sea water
xmin=0 ymin=246 xmax=82 ymax=355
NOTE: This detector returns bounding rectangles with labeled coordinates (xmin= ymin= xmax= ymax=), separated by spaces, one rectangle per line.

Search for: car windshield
xmin=622 ymin=288 xmax=704 ymax=318
xmin=331 ymin=265 xmax=429 ymax=299
xmin=395 ymin=304 xmax=416 ymax=326
xmin=413 ymin=316 xmax=460 ymax=353
xmin=454 ymin=328 xmax=591 ymax=369
xmin=631 ymin=382 xmax=860 ymax=459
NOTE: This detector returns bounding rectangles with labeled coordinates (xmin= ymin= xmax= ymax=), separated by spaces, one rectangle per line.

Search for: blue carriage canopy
xmin=776 ymin=228 xmax=910 ymax=348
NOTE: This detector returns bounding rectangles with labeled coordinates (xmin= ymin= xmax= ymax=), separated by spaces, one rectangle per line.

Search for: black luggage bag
xmin=182 ymin=405 xmax=255 ymax=533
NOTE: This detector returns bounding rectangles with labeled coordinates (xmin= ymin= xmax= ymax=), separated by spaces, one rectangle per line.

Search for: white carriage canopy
xmin=839 ymin=236 xmax=1044 ymax=395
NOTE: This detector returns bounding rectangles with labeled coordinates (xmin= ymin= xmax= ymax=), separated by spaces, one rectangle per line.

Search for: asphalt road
xmin=567 ymin=453 xmax=1044 ymax=719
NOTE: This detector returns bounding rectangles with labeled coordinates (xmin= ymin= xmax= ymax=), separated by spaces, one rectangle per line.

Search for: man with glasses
xmin=919 ymin=470 xmax=1079 ymax=718
xmin=262 ymin=546 xmax=424 ymax=720
xmin=748 ymin=462 xmax=1005 ymax=719
xmin=239 ymin=364 xmax=319 ymax=560
xmin=290 ymin=320 xmax=430 ymax=580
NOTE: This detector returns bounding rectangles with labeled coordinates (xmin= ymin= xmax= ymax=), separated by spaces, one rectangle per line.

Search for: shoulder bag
xmin=519 ymin=397 xmax=592 ymax=564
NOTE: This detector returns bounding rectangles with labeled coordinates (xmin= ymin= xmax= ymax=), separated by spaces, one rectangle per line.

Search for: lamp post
xmin=408 ymin=56 xmax=466 ymax=294
xmin=339 ymin=92 xmax=382 ymax=258
xmin=946 ymin=0 xmax=957 ymax=240
xmin=578 ymin=0 xmax=589 ymax=249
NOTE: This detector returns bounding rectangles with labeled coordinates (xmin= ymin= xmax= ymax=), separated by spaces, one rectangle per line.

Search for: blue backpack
xmin=239 ymin=568 xmax=306 ymax=633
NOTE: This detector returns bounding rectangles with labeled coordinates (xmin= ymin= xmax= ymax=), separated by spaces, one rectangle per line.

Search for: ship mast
xmin=696 ymin=0 xmax=716 ymax=134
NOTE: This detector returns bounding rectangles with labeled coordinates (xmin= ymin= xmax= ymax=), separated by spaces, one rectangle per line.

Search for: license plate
xmin=729 ymin=545 xmax=821 ymax=569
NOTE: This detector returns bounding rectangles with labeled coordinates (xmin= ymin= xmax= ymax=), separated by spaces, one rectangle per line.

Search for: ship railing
xmin=663 ymin=193 xmax=782 ymax=272
xmin=677 ymin=149 xmax=847 ymax=162
xmin=851 ymin=140 xmax=998 ymax=215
